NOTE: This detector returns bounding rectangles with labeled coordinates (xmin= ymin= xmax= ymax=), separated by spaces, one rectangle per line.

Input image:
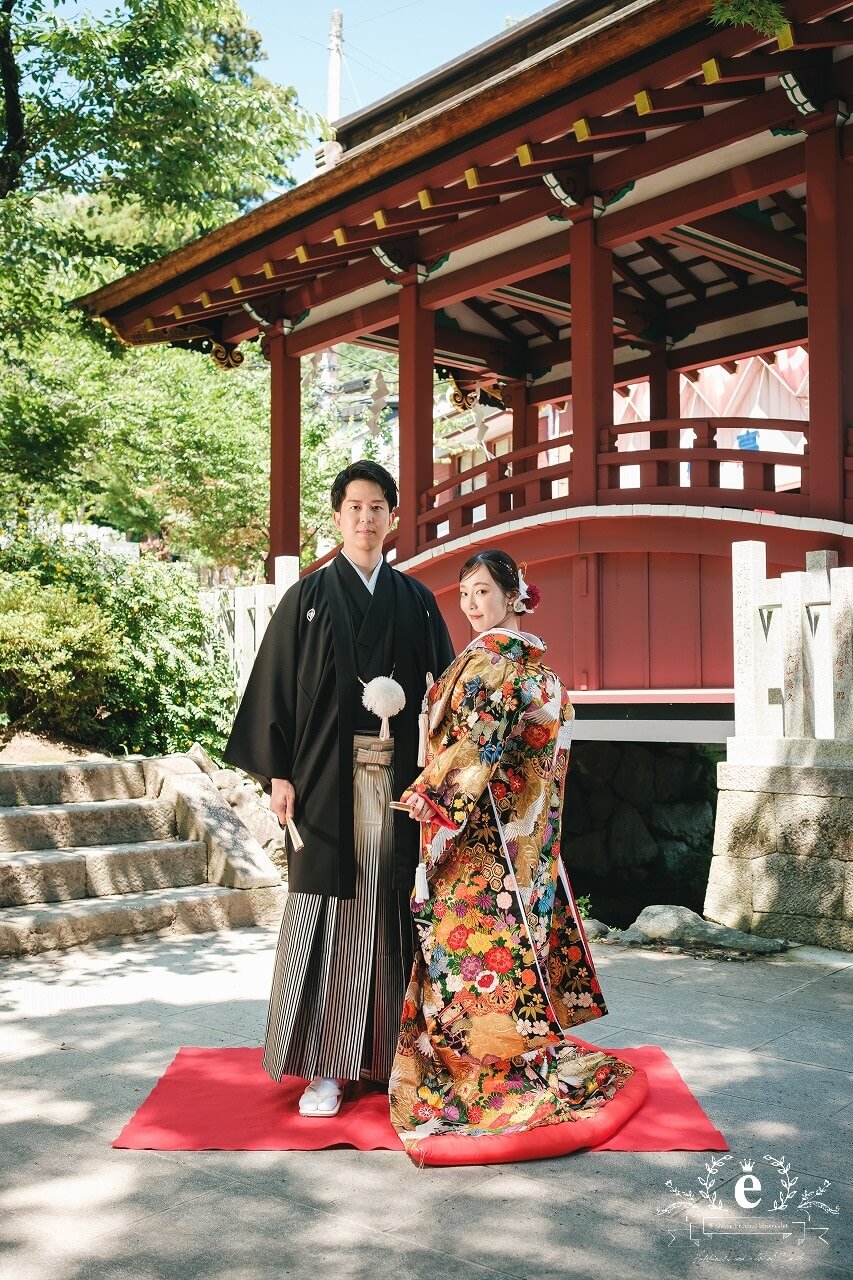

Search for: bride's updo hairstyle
xmin=458 ymin=550 xmax=541 ymax=613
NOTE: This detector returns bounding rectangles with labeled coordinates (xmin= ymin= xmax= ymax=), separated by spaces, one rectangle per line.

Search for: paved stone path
xmin=1 ymin=929 xmax=850 ymax=1280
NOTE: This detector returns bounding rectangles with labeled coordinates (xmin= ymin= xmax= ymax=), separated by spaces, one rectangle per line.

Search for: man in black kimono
xmin=224 ymin=460 xmax=454 ymax=1116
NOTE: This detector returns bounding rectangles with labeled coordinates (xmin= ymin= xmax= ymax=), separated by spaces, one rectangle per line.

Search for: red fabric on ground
xmin=113 ymin=1044 xmax=728 ymax=1158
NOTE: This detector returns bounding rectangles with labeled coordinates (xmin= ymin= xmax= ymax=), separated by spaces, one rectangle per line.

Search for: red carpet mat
xmin=113 ymin=1045 xmax=728 ymax=1155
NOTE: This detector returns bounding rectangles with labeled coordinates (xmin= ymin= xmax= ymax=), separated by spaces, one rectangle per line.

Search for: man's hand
xmin=270 ymin=778 xmax=296 ymax=825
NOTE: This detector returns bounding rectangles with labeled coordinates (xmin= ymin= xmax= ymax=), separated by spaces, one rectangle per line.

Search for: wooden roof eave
xmin=75 ymin=0 xmax=713 ymax=324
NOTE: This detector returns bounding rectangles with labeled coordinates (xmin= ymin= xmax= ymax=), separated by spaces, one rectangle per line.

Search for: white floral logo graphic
xmin=655 ymin=1153 xmax=841 ymax=1259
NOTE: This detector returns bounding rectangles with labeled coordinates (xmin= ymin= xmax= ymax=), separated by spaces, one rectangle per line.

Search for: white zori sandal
xmin=298 ymin=1076 xmax=345 ymax=1117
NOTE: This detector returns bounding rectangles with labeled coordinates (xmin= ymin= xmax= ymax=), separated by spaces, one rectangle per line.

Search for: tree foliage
xmin=0 ymin=531 xmax=234 ymax=754
xmin=710 ymin=0 xmax=788 ymax=37
xmin=0 ymin=0 xmax=315 ymax=331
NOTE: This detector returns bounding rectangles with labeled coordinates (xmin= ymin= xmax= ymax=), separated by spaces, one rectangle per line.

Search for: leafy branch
xmin=710 ymin=1 xmax=788 ymax=38
xmin=796 ymin=1180 xmax=840 ymax=1221
xmin=764 ymin=1154 xmax=798 ymax=1212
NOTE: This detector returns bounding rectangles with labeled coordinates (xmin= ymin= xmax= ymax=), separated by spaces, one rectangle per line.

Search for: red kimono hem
xmin=404 ymin=1058 xmax=650 ymax=1167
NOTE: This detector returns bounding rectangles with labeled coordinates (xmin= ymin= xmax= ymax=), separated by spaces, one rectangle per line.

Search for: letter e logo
xmin=735 ymin=1173 xmax=762 ymax=1209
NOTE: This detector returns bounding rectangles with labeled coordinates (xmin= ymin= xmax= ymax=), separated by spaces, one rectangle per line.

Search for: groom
xmin=224 ymin=459 xmax=453 ymax=1116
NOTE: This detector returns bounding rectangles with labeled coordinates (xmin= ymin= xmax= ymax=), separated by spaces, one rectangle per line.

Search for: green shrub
xmin=0 ymin=532 xmax=235 ymax=756
xmin=0 ymin=572 xmax=118 ymax=741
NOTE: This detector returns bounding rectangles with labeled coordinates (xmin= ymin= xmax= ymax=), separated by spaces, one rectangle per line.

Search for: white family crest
xmin=306 ymin=608 xmax=315 ymax=622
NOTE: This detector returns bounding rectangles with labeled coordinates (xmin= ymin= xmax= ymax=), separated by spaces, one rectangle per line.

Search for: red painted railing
xmin=414 ymin=417 xmax=810 ymax=553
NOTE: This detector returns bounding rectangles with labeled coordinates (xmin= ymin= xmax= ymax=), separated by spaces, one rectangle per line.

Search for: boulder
xmin=612 ymin=744 xmax=655 ymax=812
xmin=581 ymin=917 xmax=609 ymax=939
xmin=609 ymin=802 xmax=658 ymax=867
xmin=650 ymin=801 xmax=713 ymax=846
xmin=631 ymin=903 xmax=785 ymax=953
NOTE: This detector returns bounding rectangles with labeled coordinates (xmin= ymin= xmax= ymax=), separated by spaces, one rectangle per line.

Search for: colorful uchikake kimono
xmin=389 ymin=629 xmax=646 ymax=1165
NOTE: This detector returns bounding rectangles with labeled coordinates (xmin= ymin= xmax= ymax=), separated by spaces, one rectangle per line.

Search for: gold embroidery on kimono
xmin=389 ymin=629 xmax=634 ymax=1145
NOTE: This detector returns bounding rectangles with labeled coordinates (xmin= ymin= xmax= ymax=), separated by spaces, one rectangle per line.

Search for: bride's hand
xmin=402 ymin=792 xmax=432 ymax=822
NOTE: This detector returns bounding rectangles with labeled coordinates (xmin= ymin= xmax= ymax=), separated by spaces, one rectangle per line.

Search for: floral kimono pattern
xmin=389 ymin=629 xmax=634 ymax=1147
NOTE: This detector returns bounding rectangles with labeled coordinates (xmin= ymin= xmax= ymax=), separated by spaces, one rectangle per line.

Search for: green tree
xmin=0 ymin=0 xmax=314 ymax=333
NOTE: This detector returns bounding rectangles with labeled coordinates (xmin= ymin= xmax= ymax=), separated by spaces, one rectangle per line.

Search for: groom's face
xmin=333 ymin=479 xmax=395 ymax=558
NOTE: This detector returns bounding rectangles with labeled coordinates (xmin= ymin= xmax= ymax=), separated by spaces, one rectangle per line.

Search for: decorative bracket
xmin=371 ymin=245 xmax=427 ymax=281
xmin=543 ymin=170 xmax=608 ymax=218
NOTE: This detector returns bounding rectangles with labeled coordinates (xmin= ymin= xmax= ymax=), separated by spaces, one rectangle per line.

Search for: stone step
xmin=0 ymin=883 xmax=287 ymax=955
xmin=0 ymin=760 xmax=146 ymax=807
xmin=0 ymin=839 xmax=208 ymax=907
xmin=0 ymin=798 xmax=176 ymax=855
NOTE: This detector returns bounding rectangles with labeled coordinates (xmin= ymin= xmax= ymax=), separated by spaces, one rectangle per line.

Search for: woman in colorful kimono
xmin=393 ymin=550 xmax=646 ymax=1164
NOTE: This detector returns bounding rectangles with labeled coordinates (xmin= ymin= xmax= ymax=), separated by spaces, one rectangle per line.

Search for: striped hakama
xmin=262 ymin=734 xmax=413 ymax=1084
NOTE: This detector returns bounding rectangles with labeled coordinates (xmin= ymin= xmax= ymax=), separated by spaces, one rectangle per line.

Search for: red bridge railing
xmin=414 ymin=417 xmax=811 ymax=553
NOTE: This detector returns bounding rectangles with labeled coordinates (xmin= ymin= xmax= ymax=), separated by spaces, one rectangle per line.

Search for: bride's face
xmin=459 ymin=566 xmax=514 ymax=633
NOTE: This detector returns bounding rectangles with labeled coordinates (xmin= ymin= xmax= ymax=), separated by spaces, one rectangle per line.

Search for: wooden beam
xmin=420 ymin=232 xmax=572 ymax=310
xmin=285 ymin=294 xmax=399 ymax=357
xmin=777 ymin=20 xmax=853 ymax=51
xmin=668 ymin=318 xmax=807 ymax=370
xmin=593 ymin=88 xmax=798 ymax=197
xmin=660 ymin=211 xmax=806 ymax=284
xmin=600 ymin=144 xmax=807 ymax=246
xmin=633 ymin=82 xmax=765 ymax=113
xmin=669 ymin=280 xmax=799 ymax=335
xmin=573 ymin=107 xmax=701 ymax=139
xmin=461 ymin=297 xmax=525 ymax=344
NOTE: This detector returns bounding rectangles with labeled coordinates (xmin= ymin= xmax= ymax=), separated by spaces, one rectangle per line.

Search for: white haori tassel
xmin=414 ymin=859 xmax=430 ymax=904
xmin=361 ymin=675 xmax=406 ymax=740
xmin=417 ymin=671 xmax=434 ymax=766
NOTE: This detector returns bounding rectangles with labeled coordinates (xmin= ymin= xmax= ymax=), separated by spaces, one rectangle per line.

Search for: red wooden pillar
xmin=397 ymin=281 xmax=435 ymax=562
xmin=570 ymin=215 xmax=613 ymax=505
xmin=806 ymin=126 xmax=853 ymax=520
xmin=267 ymin=329 xmax=301 ymax=581
xmin=507 ymin=380 xmax=541 ymax=510
xmin=644 ymin=349 xmax=681 ymax=488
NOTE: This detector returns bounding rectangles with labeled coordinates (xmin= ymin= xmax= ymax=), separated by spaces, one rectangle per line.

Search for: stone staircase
xmin=0 ymin=757 xmax=286 ymax=956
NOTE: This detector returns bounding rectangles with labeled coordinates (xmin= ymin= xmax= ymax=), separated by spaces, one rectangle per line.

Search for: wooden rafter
xmin=769 ymin=188 xmax=807 ymax=233
xmin=461 ymin=297 xmax=526 ymax=344
xmin=639 ymin=238 xmax=705 ymax=301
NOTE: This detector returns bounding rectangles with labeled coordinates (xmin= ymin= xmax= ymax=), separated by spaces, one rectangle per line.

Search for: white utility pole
xmin=322 ymin=11 xmax=343 ymax=420
xmin=327 ymin=9 xmax=342 ymax=122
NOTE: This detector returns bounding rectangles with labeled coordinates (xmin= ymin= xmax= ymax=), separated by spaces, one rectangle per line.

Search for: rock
xmin=187 ymin=742 xmax=218 ymax=777
xmin=585 ymin=784 xmax=615 ymax=826
xmin=563 ymin=784 xmax=591 ymax=835
xmin=650 ymin=801 xmax=713 ymax=846
xmin=632 ymin=903 xmax=786 ymax=953
xmin=572 ymin=742 xmax=621 ymax=784
xmin=581 ymin=917 xmax=609 ymax=939
xmin=657 ymin=839 xmax=691 ymax=874
xmin=563 ymin=829 xmax=609 ymax=875
xmin=610 ymin=926 xmax=648 ymax=946
xmin=223 ymin=787 xmax=283 ymax=848
xmin=612 ymin=744 xmax=655 ymax=812
xmin=654 ymin=751 xmax=691 ymax=804
xmin=211 ymin=768 xmax=244 ymax=791
xmin=609 ymin=802 xmax=658 ymax=867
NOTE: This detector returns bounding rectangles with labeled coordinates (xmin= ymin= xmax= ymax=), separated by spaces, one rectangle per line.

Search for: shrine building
xmin=78 ymin=0 xmax=853 ymax=745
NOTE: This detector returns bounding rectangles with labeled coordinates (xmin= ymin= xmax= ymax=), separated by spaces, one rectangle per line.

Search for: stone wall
xmin=705 ymin=761 xmax=853 ymax=951
xmin=562 ymin=741 xmax=718 ymax=927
